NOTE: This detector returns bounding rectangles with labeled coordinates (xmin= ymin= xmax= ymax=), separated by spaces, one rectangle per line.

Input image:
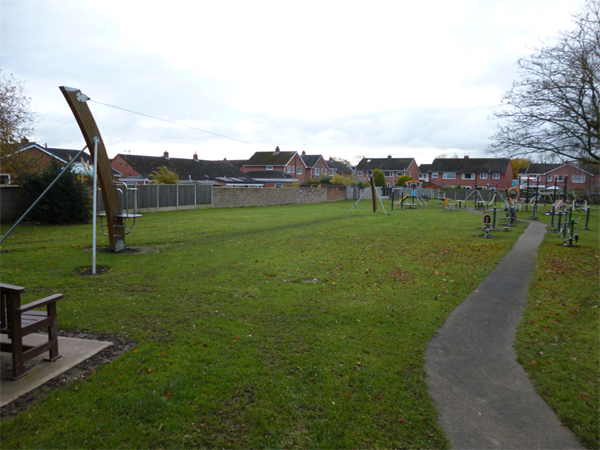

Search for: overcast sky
xmin=1 ymin=0 xmax=582 ymax=165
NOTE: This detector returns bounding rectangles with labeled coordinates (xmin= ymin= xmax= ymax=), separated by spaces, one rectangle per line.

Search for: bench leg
xmin=45 ymin=302 xmax=60 ymax=361
xmin=11 ymin=329 xmax=25 ymax=380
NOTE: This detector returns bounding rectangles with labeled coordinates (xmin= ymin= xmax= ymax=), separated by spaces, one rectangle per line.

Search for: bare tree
xmin=0 ymin=71 xmax=40 ymax=180
xmin=488 ymin=0 xmax=599 ymax=166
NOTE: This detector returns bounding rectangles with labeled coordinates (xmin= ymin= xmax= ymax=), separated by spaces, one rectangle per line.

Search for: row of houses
xmin=4 ymin=141 xmax=598 ymax=192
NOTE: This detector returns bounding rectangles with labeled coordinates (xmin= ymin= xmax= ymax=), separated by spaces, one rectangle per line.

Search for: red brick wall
xmin=111 ymin=155 xmax=141 ymax=179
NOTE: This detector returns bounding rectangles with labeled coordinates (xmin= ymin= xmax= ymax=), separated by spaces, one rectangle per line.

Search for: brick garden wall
xmin=212 ymin=187 xmax=297 ymax=208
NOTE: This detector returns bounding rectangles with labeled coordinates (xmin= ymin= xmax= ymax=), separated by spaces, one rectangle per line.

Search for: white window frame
xmin=315 ymin=168 xmax=320 ymax=176
xmin=492 ymin=173 xmax=500 ymax=179
xmin=547 ymin=174 xmax=552 ymax=182
xmin=287 ymin=166 xmax=292 ymax=173
xmin=357 ymin=171 xmax=363 ymax=176
xmin=275 ymin=183 xmax=283 ymax=188
xmin=267 ymin=166 xmax=273 ymax=171
xmin=572 ymin=175 xmax=586 ymax=183
xmin=329 ymin=169 xmax=334 ymax=176
xmin=556 ymin=175 xmax=564 ymax=181
xmin=462 ymin=173 xmax=475 ymax=180
xmin=297 ymin=167 xmax=302 ymax=175
xmin=443 ymin=172 xmax=456 ymax=180
xmin=397 ymin=171 xmax=405 ymax=176
xmin=431 ymin=172 xmax=438 ymax=178
xmin=480 ymin=173 xmax=488 ymax=179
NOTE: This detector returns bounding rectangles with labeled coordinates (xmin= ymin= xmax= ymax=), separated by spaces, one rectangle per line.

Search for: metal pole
xmin=92 ymin=137 xmax=99 ymax=275
xmin=0 ymin=146 xmax=88 ymax=244
xmin=584 ymin=207 xmax=590 ymax=230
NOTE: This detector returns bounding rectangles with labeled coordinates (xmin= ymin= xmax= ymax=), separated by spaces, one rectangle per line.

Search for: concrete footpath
xmin=425 ymin=220 xmax=583 ymax=449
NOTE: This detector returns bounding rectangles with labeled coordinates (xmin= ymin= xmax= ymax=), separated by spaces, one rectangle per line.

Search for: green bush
xmin=18 ymin=159 xmax=92 ymax=224
xmin=372 ymin=169 xmax=385 ymax=187
xmin=395 ymin=175 xmax=414 ymax=187
xmin=319 ymin=175 xmax=331 ymax=184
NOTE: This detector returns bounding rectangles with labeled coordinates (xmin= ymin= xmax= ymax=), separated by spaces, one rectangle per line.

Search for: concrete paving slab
xmin=1 ymin=334 xmax=112 ymax=407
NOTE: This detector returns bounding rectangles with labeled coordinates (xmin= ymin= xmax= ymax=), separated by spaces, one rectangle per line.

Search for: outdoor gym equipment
xmin=481 ymin=213 xmax=492 ymax=238
xmin=60 ymin=86 xmax=142 ymax=252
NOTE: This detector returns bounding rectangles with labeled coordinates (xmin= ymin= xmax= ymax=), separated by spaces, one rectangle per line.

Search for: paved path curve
xmin=425 ymin=220 xmax=583 ymax=449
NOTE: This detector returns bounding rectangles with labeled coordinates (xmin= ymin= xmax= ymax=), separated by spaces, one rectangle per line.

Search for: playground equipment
xmin=60 ymin=86 xmax=141 ymax=252
xmin=391 ymin=181 xmax=428 ymax=210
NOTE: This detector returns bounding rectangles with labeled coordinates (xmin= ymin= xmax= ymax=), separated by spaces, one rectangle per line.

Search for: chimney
xmin=45 ymin=143 xmax=47 ymax=148
xmin=464 ymin=155 xmax=469 ymax=159
xmin=20 ymin=137 xmax=29 ymax=144
xmin=164 ymin=151 xmax=169 ymax=159
xmin=275 ymin=146 xmax=280 ymax=154
xmin=193 ymin=152 xmax=198 ymax=161
xmin=302 ymin=150 xmax=306 ymax=156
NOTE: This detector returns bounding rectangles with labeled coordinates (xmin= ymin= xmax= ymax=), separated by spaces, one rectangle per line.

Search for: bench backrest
xmin=0 ymin=283 xmax=25 ymax=332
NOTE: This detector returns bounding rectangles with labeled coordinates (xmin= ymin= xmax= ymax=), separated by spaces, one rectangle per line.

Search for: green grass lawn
xmin=0 ymin=199 xmax=595 ymax=448
xmin=514 ymin=202 xmax=600 ymax=449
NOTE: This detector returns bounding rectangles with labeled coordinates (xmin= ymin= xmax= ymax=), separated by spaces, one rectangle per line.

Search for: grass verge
xmin=515 ymin=203 xmax=599 ymax=449
xmin=0 ymin=199 xmax=572 ymax=448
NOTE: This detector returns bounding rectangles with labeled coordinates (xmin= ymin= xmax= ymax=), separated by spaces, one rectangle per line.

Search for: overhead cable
xmin=89 ymin=99 xmax=254 ymax=145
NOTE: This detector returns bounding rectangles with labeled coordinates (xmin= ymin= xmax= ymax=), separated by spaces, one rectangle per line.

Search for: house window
xmin=443 ymin=172 xmax=456 ymax=179
xmin=297 ymin=167 xmax=302 ymax=175
xmin=329 ymin=169 xmax=334 ymax=176
xmin=556 ymin=175 xmax=564 ymax=181
xmin=397 ymin=171 xmax=405 ymax=176
xmin=315 ymin=168 xmax=320 ymax=176
xmin=267 ymin=166 xmax=273 ymax=171
xmin=547 ymin=174 xmax=552 ymax=182
xmin=357 ymin=171 xmax=363 ymax=176
xmin=287 ymin=166 xmax=292 ymax=173
xmin=480 ymin=173 xmax=488 ymax=179
xmin=384 ymin=171 xmax=392 ymax=177
xmin=462 ymin=173 xmax=474 ymax=179
xmin=573 ymin=175 xmax=586 ymax=183
xmin=536 ymin=175 xmax=542 ymax=182
xmin=492 ymin=173 xmax=500 ymax=179
xmin=0 ymin=174 xmax=10 ymax=185
xmin=275 ymin=183 xmax=283 ymax=188
xmin=432 ymin=172 xmax=438 ymax=178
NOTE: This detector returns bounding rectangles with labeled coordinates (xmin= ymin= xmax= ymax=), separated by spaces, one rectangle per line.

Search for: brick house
xmin=0 ymin=141 xmax=114 ymax=184
xmin=517 ymin=163 xmax=598 ymax=192
xmin=240 ymin=147 xmax=308 ymax=183
xmin=111 ymin=152 xmax=262 ymax=187
xmin=355 ymin=156 xmax=420 ymax=187
xmin=426 ymin=157 xmax=513 ymax=190
xmin=326 ymin=158 xmax=355 ymax=178
xmin=300 ymin=152 xmax=330 ymax=180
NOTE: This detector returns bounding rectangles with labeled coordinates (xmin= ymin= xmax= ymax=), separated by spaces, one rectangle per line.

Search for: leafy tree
xmin=18 ymin=159 xmax=92 ymax=224
xmin=511 ymin=158 xmax=533 ymax=179
xmin=0 ymin=71 xmax=41 ymax=182
xmin=489 ymin=0 xmax=599 ymax=165
xmin=372 ymin=168 xmax=386 ymax=187
xmin=149 ymin=166 xmax=179 ymax=184
xmin=395 ymin=175 xmax=414 ymax=187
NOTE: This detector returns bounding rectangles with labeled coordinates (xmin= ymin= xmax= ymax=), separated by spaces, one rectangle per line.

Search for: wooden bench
xmin=0 ymin=283 xmax=62 ymax=380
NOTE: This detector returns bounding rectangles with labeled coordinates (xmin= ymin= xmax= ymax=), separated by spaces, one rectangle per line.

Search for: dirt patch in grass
xmin=0 ymin=330 xmax=136 ymax=420
xmin=74 ymin=265 xmax=111 ymax=276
